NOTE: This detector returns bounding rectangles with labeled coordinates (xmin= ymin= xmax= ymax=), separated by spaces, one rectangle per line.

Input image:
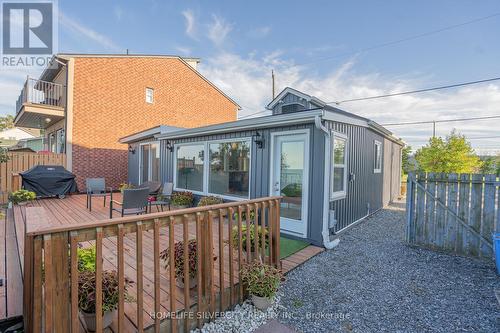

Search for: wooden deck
xmin=0 ymin=194 xmax=323 ymax=332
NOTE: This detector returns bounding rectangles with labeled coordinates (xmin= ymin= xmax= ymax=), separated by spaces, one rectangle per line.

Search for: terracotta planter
xmin=176 ymin=275 xmax=197 ymax=289
xmin=80 ymin=309 xmax=116 ymax=331
xmin=251 ymin=294 xmax=273 ymax=310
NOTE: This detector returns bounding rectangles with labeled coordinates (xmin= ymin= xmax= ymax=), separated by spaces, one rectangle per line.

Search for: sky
xmin=1 ymin=0 xmax=500 ymax=154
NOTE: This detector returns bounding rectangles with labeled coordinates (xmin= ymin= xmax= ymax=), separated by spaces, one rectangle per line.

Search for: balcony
xmin=14 ymin=77 xmax=66 ymax=129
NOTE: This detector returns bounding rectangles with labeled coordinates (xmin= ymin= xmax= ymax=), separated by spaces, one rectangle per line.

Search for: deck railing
xmin=16 ymin=77 xmax=66 ymax=114
xmin=23 ymin=196 xmax=281 ymax=333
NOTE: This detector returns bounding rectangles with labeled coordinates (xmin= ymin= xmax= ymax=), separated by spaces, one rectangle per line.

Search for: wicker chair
xmin=85 ymin=178 xmax=112 ymax=212
xmin=109 ymin=187 xmax=149 ymax=218
xmin=148 ymin=182 xmax=173 ymax=212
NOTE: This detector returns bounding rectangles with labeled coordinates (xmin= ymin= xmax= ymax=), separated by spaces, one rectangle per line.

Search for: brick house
xmin=13 ymin=54 xmax=240 ymax=190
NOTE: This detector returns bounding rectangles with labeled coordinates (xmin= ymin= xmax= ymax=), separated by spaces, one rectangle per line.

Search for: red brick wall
xmin=71 ymin=57 xmax=238 ymax=190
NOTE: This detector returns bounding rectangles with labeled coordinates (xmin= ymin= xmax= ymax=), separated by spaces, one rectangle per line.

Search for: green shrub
xmin=78 ymin=246 xmax=96 ymax=272
xmin=230 ymin=224 xmax=269 ymax=253
xmin=78 ymin=270 xmax=133 ymax=315
xmin=171 ymin=191 xmax=194 ymax=207
xmin=197 ymin=196 xmax=223 ymax=207
xmin=9 ymin=189 xmax=36 ymax=204
xmin=119 ymin=183 xmax=135 ymax=192
xmin=241 ymin=260 xmax=282 ymax=298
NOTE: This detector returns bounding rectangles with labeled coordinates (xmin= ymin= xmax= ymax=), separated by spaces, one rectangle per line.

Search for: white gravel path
xmin=277 ymin=202 xmax=500 ymax=332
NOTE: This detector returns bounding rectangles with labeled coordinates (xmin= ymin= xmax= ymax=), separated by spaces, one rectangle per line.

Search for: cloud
xmin=114 ymin=6 xmax=123 ymax=21
xmin=59 ymin=12 xmax=121 ymax=51
xmin=247 ymin=26 xmax=271 ymax=38
xmin=175 ymin=46 xmax=191 ymax=55
xmin=207 ymin=15 xmax=232 ymax=46
xmin=199 ymin=52 xmax=500 ymax=155
xmin=182 ymin=9 xmax=196 ymax=39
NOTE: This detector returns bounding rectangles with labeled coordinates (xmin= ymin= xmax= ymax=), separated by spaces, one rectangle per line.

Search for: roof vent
xmin=281 ymin=102 xmax=305 ymax=114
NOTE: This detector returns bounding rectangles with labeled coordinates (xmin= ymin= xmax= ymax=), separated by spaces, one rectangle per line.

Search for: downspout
xmin=314 ymin=115 xmax=340 ymax=250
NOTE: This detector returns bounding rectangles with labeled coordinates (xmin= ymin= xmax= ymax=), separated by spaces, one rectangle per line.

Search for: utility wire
xmin=238 ymin=76 xmax=500 ymax=120
xmin=381 ymin=115 xmax=500 ymax=126
xmin=331 ymin=77 xmax=500 ymax=104
xmin=292 ymin=12 xmax=500 ymax=68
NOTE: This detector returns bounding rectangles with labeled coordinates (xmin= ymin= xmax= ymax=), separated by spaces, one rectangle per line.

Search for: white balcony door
xmin=270 ymin=130 xmax=310 ymax=238
xmin=139 ymin=143 xmax=160 ymax=184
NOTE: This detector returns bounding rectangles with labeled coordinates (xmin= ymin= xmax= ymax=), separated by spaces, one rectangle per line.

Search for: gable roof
xmin=39 ymin=54 xmax=241 ymax=110
xmin=267 ymin=87 xmax=327 ymax=109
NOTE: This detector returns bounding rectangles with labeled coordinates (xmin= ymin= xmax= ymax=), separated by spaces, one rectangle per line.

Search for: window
xmin=56 ymin=129 xmax=65 ymax=153
xmin=49 ymin=132 xmax=56 ymax=153
xmin=173 ymin=139 xmax=252 ymax=199
xmin=175 ymin=144 xmax=204 ymax=192
xmin=145 ymin=87 xmax=154 ymax=104
xmin=281 ymin=103 xmax=305 ymax=114
xmin=331 ymin=133 xmax=347 ymax=199
xmin=209 ymin=140 xmax=251 ymax=198
xmin=374 ymin=140 xmax=382 ymax=173
xmin=140 ymin=142 xmax=160 ymax=183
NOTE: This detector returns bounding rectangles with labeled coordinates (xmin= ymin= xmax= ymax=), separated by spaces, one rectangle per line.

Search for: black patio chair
xmin=149 ymin=182 xmax=173 ymax=212
xmin=109 ymin=187 xmax=149 ymax=218
xmin=138 ymin=180 xmax=162 ymax=195
xmin=86 ymin=178 xmax=112 ymax=212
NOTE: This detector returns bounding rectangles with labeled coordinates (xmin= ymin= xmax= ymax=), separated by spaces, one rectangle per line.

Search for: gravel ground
xmin=277 ymin=202 xmax=500 ymax=333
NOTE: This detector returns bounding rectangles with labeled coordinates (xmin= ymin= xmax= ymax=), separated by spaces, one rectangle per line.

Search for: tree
xmin=0 ymin=115 xmax=14 ymax=131
xmin=401 ymin=145 xmax=413 ymax=174
xmin=479 ymin=157 xmax=497 ymax=174
xmin=414 ymin=130 xmax=482 ymax=174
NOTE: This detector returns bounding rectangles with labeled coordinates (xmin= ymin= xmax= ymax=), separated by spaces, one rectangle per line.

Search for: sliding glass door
xmin=139 ymin=142 xmax=160 ymax=184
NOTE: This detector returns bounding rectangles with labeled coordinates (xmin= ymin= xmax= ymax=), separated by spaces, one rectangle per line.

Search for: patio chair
xmin=86 ymin=178 xmax=112 ymax=212
xmin=138 ymin=180 xmax=162 ymax=195
xmin=109 ymin=187 xmax=150 ymax=218
xmin=149 ymin=182 xmax=173 ymax=212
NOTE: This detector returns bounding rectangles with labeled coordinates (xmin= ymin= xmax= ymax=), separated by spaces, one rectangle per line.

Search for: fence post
xmin=405 ymin=173 xmax=414 ymax=243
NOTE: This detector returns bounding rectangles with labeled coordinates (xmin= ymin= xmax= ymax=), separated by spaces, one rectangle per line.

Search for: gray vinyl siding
xmin=156 ymin=123 xmax=326 ymax=246
xmin=327 ymin=121 xmax=385 ymax=232
xmin=126 ymin=114 xmax=403 ymax=245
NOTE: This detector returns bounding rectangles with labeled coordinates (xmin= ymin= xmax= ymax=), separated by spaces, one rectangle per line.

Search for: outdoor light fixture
xmin=254 ymin=131 xmax=265 ymax=149
xmin=166 ymin=140 xmax=174 ymax=152
xmin=128 ymin=145 xmax=135 ymax=154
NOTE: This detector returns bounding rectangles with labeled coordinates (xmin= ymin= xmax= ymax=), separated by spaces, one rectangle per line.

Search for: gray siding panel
xmin=327 ymin=121 xmax=385 ymax=232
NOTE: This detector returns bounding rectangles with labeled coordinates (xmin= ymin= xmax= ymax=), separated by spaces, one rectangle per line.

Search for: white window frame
xmin=207 ymin=138 xmax=252 ymax=200
xmin=145 ymin=87 xmax=154 ymax=104
xmin=173 ymin=142 xmax=206 ymax=196
xmin=330 ymin=131 xmax=348 ymax=200
xmin=138 ymin=141 xmax=160 ymax=183
xmin=374 ymin=140 xmax=382 ymax=173
xmin=173 ymin=138 xmax=252 ymax=201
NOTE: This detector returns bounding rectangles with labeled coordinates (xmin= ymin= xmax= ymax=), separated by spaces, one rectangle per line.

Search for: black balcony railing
xmin=16 ymin=77 xmax=66 ymax=114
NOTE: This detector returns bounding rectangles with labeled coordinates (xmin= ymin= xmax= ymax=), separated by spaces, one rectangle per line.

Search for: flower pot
xmin=176 ymin=275 xmax=197 ymax=289
xmin=251 ymin=294 xmax=273 ymax=310
xmin=16 ymin=201 xmax=28 ymax=206
xmin=80 ymin=309 xmax=116 ymax=331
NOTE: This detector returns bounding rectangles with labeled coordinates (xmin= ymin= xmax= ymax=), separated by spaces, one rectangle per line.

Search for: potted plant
xmin=197 ymin=195 xmax=223 ymax=207
xmin=229 ymin=224 xmax=269 ymax=259
xmin=78 ymin=270 xmax=133 ymax=331
xmin=9 ymin=189 xmax=36 ymax=205
xmin=171 ymin=191 xmax=194 ymax=209
xmin=118 ymin=183 xmax=134 ymax=193
xmin=160 ymin=239 xmax=198 ymax=289
xmin=241 ymin=260 xmax=283 ymax=311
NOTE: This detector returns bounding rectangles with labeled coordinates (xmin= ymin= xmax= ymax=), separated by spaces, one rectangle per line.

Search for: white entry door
xmin=270 ymin=130 xmax=309 ymax=237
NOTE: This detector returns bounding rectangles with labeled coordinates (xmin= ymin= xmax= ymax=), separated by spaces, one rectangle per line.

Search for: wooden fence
xmin=23 ymin=196 xmax=281 ymax=333
xmin=0 ymin=152 xmax=66 ymax=203
xmin=406 ymin=172 xmax=499 ymax=260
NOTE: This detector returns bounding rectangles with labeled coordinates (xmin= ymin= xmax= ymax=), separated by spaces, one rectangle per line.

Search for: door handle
xmin=274 ymin=181 xmax=280 ymax=192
